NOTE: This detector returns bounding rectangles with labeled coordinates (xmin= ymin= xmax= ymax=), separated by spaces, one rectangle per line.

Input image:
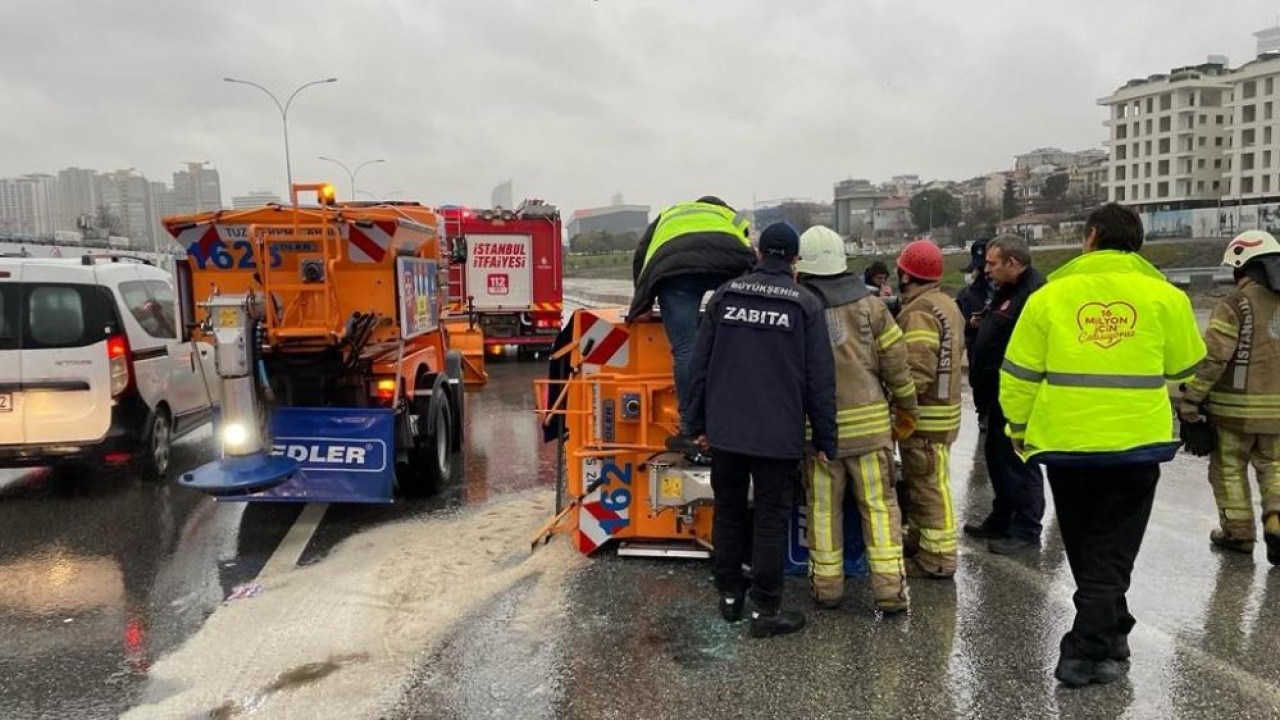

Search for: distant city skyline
xmin=0 ymin=163 xmax=223 ymax=250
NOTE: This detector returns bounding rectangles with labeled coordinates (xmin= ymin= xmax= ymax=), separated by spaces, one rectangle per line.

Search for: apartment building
xmin=1223 ymin=53 xmax=1280 ymax=200
xmin=1098 ymin=59 xmax=1234 ymax=209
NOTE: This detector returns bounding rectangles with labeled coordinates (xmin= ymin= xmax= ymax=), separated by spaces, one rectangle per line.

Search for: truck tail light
xmin=371 ymin=378 xmax=397 ymax=405
xmin=108 ymin=333 xmax=132 ymax=397
xmin=535 ymin=318 xmax=557 ymax=329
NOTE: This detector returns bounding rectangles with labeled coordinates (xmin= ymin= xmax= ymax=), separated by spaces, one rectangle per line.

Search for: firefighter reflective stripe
xmin=643 ymin=201 xmax=750 ymax=269
xmin=890 ymin=381 xmax=915 ymax=400
xmin=917 ymin=404 xmax=962 ymax=432
xmin=903 ymin=329 xmax=939 ymax=347
xmin=917 ymin=443 xmax=957 ymax=556
xmin=1210 ymin=318 xmax=1239 ymax=339
xmin=876 ymin=324 xmax=904 ymax=350
xmin=859 ymin=451 xmax=899 ymax=575
xmin=1209 ymin=428 xmax=1259 ymax=532
xmin=807 ymin=403 xmax=892 ymax=440
xmin=1208 ymin=391 xmax=1280 ymax=420
xmin=809 ymin=460 xmax=842 ymax=575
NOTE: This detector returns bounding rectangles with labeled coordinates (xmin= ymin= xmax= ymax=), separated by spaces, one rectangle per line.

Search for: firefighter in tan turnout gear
xmin=1179 ymin=230 xmax=1280 ymax=565
xmin=797 ymin=226 xmax=919 ymax=613
xmin=894 ymin=239 xmax=965 ymax=578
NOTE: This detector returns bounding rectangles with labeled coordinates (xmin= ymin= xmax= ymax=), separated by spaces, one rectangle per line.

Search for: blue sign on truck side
xmin=222 ymin=407 xmax=397 ymax=504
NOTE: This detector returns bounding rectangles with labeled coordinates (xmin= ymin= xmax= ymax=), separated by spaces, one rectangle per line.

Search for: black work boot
xmin=1266 ymin=533 xmax=1280 ymax=567
xmin=1209 ymin=529 xmax=1255 ymax=554
xmin=962 ymin=519 xmax=1005 ymax=540
xmin=719 ymin=589 xmax=746 ymax=623
xmin=1111 ymin=635 xmax=1131 ymax=662
xmin=1265 ymin=514 xmax=1280 ymax=566
xmin=747 ymin=603 xmax=806 ymax=639
xmin=1054 ymin=658 xmax=1123 ymax=688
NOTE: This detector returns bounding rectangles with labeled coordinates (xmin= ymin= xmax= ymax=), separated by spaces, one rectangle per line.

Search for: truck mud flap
xmin=181 ymin=408 xmax=398 ymax=504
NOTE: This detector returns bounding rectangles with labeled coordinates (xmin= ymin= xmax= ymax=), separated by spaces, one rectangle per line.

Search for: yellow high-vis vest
xmin=643 ymin=201 xmax=750 ymax=270
xmin=999 ymin=250 xmax=1206 ymax=463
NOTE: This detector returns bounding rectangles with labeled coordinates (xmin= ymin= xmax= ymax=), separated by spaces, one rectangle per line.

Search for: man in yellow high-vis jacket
xmin=627 ymin=197 xmax=754 ymax=449
xmin=1000 ymin=203 xmax=1205 ymax=689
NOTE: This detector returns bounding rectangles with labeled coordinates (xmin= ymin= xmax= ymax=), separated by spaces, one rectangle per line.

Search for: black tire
xmin=401 ymin=392 xmax=451 ymax=498
xmin=424 ymin=399 xmax=454 ymax=490
xmin=137 ymin=408 xmax=172 ymax=482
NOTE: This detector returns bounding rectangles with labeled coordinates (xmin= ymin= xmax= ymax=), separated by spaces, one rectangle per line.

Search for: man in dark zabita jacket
xmin=963 ymin=234 xmax=1047 ymax=555
xmin=685 ymin=222 xmax=837 ymax=639
xmin=626 ymin=197 xmax=755 ymax=448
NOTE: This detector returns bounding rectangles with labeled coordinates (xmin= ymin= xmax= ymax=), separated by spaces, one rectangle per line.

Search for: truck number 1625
xmin=186 ymin=240 xmax=283 ymax=270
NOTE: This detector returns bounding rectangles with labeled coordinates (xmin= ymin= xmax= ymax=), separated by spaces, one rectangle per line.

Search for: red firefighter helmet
xmin=896 ymin=239 xmax=944 ymax=282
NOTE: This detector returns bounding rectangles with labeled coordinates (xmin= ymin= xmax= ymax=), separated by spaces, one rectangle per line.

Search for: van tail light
xmin=108 ymin=333 xmax=133 ymax=397
xmin=370 ymin=377 xmax=397 ymax=405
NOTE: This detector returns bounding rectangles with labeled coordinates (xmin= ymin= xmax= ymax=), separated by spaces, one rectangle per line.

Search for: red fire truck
xmin=438 ymin=200 xmax=563 ymax=357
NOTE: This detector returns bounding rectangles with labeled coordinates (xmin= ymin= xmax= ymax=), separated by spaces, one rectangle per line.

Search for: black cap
xmin=966 ymin=239 xmax=988 ymax=272
xmin=759 ymin=223 xmax=800 ymax=258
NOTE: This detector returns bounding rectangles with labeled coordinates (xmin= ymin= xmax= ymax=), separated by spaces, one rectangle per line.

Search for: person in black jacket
xmin=956 ymin=239 xmax=995 ymax=366
xmin=626 ymin=197 xmax=755 ymax=451
xmin=962 ymin=234 xmax=1047 ymax=554
xmin=686 ymin=222 xmax=837 ymax=639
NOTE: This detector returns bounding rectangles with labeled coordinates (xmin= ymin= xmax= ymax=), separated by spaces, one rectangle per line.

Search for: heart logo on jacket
xmin=1075 ymin=301 xmax=1138 ymax=349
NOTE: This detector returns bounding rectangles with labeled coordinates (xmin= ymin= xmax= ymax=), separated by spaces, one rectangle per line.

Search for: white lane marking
xmin=257 ymin=502 xmax=328 ymax=580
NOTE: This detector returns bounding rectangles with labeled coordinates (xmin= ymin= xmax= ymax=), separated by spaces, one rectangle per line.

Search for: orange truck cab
xmin=162 ymin=185 xmax=465 ymax=503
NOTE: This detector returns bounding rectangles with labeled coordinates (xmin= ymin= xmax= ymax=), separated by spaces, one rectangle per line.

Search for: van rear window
xmin=0 ymin=283 xmax=118 ymax=350
xmin=0 ymin=284 xmax=17 ymax=351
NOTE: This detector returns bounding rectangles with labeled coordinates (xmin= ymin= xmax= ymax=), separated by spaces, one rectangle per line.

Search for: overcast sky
xmin=2 ymin=1 xmax=1277 ymax=213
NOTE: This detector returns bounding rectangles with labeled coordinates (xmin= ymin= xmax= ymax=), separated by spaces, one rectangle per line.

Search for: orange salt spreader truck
xmin=531 ymin=307 xmax=869 ymax=574
xmin=162 ymin=183 xmax=473 ymax=503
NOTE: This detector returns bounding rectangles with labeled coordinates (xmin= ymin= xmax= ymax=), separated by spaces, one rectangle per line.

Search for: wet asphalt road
xmin=3 ymin=291 xmax=1280 ymax=717
xmin=0 ymin=357 xmax=556 ymax=720
xmin=394 ymin=403 xmax=1280 ymax=720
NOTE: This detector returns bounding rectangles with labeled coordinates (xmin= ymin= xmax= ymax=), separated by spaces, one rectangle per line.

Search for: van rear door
xmin=0 ymin=267 xmax=23 ymax=444
xmin=15 ymin=264 xmax=117 ymax=446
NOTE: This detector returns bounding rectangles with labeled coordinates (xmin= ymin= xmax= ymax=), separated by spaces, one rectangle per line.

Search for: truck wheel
xmin=424 ymin=399 xmax=454 ymax=490
xmin=402 ymin=394 xmax=452 ymax=497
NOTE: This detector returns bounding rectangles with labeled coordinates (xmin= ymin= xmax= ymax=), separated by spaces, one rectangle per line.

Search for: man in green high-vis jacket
xmin=627 ymin=196 xmax=754 ymax=449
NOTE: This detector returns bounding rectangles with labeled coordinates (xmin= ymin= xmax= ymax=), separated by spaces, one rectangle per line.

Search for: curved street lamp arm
xmin=223 ymin=77 xmax=285 ymax=116
xmin=284 ymin=78 xmax=338 ymax=117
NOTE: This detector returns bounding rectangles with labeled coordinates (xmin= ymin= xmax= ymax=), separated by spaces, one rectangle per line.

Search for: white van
xmin=0 ymin=254 xmax=219 ymax=479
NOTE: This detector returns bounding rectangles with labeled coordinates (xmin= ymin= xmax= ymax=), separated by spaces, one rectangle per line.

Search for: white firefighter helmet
xmin=797 ymin=225 xmax=847 ymax=277
xmin=1222 ymin=230 xmax=1280 ymax=268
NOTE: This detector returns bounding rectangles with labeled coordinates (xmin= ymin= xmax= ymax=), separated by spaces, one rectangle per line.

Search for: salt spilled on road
xmin=123 ymin=490 xmax=583 ymax=720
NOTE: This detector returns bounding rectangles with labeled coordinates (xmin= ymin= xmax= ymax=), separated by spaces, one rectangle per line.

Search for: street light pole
xmin=224 ymin=76 xmax=337 ymax=196
xmin=357 ymin=190 xmax=404 ymax=203
xmin=318 ymin=156 xmax=386 ymax=199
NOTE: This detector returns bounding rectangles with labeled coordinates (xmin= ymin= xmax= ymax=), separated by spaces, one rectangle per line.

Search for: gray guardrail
xmin=1164 ymin=266 xmax=1233 ymax=289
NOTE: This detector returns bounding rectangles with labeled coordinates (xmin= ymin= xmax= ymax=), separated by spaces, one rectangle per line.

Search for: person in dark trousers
xmin=956 ymin=238 xmax=994 ymax=368
xmin=686 ymin=222 xmax=837 ymax=639
xmin=956 ymin=239 xmax=995 ymax=432
xmin=627 ymin=197 xmax=755 ymax=451
xmin=962 ymin=234 xmax=1047 ymax=555
xmin=1000 ymin=204 xmax=1206 ymax=688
